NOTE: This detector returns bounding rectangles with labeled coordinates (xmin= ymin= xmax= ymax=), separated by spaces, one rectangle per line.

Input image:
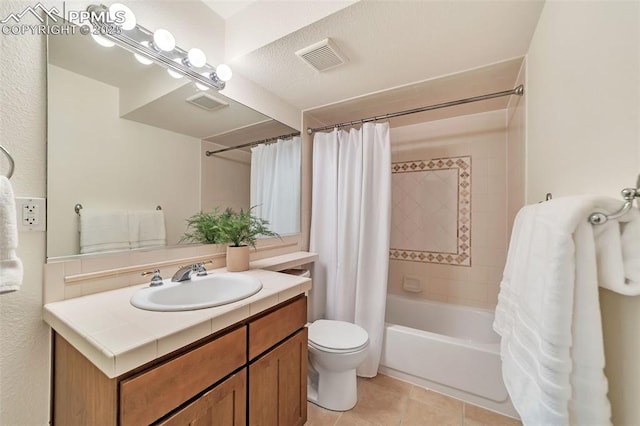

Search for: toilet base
xmin=308 ymin=367 xmax=358 ymax=411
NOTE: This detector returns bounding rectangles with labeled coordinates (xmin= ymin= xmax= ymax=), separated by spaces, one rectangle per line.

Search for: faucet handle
xmin=194 ymin=261 xmax=211 ymax=276
xmin=142 ymin=269 xmax=163 ymax=287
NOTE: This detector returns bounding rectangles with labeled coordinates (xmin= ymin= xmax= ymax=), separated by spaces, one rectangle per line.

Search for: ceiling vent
xmin=186 ymin=93 xmax=229 ymax=111
xmin=295 ymin=38 xmax=347 ymax=72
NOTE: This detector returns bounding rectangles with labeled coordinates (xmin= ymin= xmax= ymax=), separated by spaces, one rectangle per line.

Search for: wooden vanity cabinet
xmin=248 ymin=296 xmax=308 ymax=426
xmin=157 ymin=370 xmax=246 ymax=426
xmin=52 ymin=295 xmax=308 ymax=426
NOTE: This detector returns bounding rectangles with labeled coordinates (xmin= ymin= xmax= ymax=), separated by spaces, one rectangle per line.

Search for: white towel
xmin=621 ymin=212 xmax=640 ymax=286
xmin=593 ymin=208 xmax=640 ymax=295
xmin=128 ymin=210 xmax=166 ymax=249
xmin=0 ymin=177 xmax=23 ymax=293
xmin=80 ymin=209 xmax=130 ymax=254
xmin=494 ymin=195 xmax=625 ymax=426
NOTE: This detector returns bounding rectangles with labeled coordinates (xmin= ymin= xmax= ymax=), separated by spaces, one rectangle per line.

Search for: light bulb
xmin=134 ymin=41 xmax=153 ymax=65
xmin=153 ymin=28 xmax=175 ymax=52
xmin=91 ymin=32 xmax=115 ymax=48
xmin=167 ymin=69 xmax=183 ymax=79
xmin=195 ymin=82 xmax=210 ymax=91
xmin=215 ymin=64 xmax=232 ymax=82
xmin=134 ymin=53 xmax=153 ymax=65
xmin=186 ymin=48 xmax=207 ymax=68
xmin=109 ymin=3 xmax=136 ymax=31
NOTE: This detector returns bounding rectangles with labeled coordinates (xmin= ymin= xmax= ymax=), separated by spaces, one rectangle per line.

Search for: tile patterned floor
xmin=306 ymin=374 xmax=522 ymax=426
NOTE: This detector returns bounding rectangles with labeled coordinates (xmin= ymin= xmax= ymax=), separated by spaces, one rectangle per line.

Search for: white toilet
xmin=307 ymin=319 xmax=369 ymax=411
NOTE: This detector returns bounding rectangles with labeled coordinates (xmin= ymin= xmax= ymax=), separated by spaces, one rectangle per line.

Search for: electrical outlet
xmin=15 ymin=197 xmax=46 ymax=232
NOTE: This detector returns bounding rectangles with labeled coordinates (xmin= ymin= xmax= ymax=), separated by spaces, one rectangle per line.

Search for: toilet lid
xmin=308 ymin=320 xmax=369 ymax=351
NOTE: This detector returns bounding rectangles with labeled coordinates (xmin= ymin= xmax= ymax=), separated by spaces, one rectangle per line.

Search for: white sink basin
xmin=130 ymin=273 xmax=263 ymax=312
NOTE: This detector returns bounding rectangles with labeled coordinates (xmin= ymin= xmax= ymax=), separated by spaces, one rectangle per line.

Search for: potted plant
xmin=182 ymin=209 xmax=225 ymax=244
xmin=218 ymin=207 xmax=279 ymax=272
xmin=182 ymin=207 xmax=279 ymax=272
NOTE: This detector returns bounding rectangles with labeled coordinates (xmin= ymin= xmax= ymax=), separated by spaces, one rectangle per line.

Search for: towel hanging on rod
xmin=0 ymin=144 xmax=15 ymax=179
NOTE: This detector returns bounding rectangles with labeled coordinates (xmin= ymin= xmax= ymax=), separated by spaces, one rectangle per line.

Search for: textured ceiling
xmin=229 ymin=0 xmax=544 ymax=110
xmin=306 ymin=57 xmax=524 ymax=129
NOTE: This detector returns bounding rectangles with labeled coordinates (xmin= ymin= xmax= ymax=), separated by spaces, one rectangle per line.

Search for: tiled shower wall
xmin=387 ymin=110 xmax=508 ymax=309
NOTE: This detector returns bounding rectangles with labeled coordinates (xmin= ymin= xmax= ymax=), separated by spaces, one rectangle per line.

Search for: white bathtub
xmin=379 ymin=294 xmax=517 ymax=417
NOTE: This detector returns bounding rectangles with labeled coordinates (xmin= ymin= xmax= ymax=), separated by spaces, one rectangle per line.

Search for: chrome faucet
xmin=172 ymin=264 xmax=196 ymax=282
xmin=171 ymin=262 xmax=210 ymax=282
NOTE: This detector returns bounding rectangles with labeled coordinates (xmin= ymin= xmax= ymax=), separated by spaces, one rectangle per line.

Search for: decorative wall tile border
xmin=390 ymin=156 xmax=471 ymax=266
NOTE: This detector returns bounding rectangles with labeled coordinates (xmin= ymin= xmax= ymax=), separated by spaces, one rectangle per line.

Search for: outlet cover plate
xmin=15 ymin=197 xmax=46 ymax=232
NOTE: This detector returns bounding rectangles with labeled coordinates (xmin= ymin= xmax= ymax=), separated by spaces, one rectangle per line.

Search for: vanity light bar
xmin=86 ymin=4 xmax=227 ymax=91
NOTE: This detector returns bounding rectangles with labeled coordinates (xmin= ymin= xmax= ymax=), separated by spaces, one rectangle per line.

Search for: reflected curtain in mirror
xmin=250 ymin=137 xmax=301 ymax=235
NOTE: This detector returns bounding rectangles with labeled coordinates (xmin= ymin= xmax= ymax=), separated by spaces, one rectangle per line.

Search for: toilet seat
xmin=308 ymin=320 xmax=369 ymax=353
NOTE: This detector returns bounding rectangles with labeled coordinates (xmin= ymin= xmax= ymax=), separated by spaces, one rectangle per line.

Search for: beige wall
xmin=47 ymin=65 xmax=201 ymax=256
xmin=200 ymin=142 xmax=251 ymax=213
xmin=0 ymin=1 xmax=302 ymax=423
xmin=526 ymin=1 xmax=640 ymax=424
xmin=388 ymin=110 xmax=508 ymax=309
xmin=0 ymin=1 xmax=50 ymax=424
xmin=506 ymin=59 xmax=526 ymax=240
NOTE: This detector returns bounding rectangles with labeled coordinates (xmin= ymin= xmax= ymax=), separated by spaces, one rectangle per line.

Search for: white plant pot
xmin=226 ymin=245 xmax=250 ymax=272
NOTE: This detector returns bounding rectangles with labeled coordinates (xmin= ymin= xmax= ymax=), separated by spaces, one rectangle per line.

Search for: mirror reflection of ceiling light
xmin=185 ymin=48 xmax=207 ymax=68
xmin=134 ymin=42 xmax=154 ymax=65
xmin=86 ymin=3 xmax=230 ymax=90
xmin=152 ymin=29 xmax=176 ymax=52
xmin=108 ymin=3 xmax=136 ymax=31
xmin=91 ymin=31 xmax=115 ymax=48
xmin=167 ymin=60 xmax=184 ymax=79
xmin=215 ymin=64 xmax=233 ymax=82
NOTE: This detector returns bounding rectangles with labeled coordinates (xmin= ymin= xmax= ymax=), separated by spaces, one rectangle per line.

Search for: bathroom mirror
xmin=46 ymin=20 xmax=300 ymax=259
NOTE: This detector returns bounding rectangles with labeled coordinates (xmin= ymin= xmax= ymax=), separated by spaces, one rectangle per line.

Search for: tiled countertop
xmin=44 ymin=252 xmax=317 ymax=378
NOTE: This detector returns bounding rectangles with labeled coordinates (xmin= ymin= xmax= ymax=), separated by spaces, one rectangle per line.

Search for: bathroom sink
xmin=130 ymin=273 xmax=263 ymax=312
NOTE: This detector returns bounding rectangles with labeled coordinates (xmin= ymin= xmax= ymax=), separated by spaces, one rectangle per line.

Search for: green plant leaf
xmin=181 ymin=206 xmax=280 ymax=247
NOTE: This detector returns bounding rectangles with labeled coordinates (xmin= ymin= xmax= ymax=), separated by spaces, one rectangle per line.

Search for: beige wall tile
xmin=388 ymin=111 xmax=508 ymax=310
xmin=81 ymin=275 xmax=128 ymax=296
xmin=43 ymin=262 xmax=65 ymax=304
xmin=64 ymin=259 xmax=81 ymax=276
xmin=64 ymin=283 xmax=82 ymax=299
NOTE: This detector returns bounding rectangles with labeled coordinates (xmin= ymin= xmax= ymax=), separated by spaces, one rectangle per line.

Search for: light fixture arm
xmin=86 ymin=4 xmax=226 ymax=91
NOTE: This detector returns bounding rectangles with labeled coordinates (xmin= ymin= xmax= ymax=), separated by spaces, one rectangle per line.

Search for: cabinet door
xmin=157 ymin=370 xmax=246 ymax=426
xmin=120 ymin=327 xmax=246 ymax=426
xmin=249 ymin=328 xmax=307 ymax=426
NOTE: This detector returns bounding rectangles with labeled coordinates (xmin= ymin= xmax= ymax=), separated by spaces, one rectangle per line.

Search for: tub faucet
xmin=172 ymin=264 xmax=196 ymax=282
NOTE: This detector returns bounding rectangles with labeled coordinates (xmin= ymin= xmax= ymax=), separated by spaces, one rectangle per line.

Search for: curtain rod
xmin=306 ymin=85 xmax=524 ymax=134
xmin=205 ymin=132 xmax=301 ymax=156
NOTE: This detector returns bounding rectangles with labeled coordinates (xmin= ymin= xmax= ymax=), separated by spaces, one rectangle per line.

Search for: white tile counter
xmin=44 ymin=252 xmax=317 ymax=378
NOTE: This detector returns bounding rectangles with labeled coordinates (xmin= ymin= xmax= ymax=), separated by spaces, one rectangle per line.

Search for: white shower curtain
xmin=250 ymin=137 xmax=301 ymax=235
xmin=309 ymin=123 xmax=391 ymax=377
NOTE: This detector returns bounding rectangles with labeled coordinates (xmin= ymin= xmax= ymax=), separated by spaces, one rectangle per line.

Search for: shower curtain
xmin=250 ymin=137 xmax=301 ymax=235
xmin=309 ymin=123 xmax=391 ymax=377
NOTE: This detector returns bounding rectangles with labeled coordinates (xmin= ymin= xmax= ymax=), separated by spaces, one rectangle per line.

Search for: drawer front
xmin=120 ymin=327 xmax=246 ymax=426
xmin=248 ymin=296 xmax=306 ymax=360
xmin=157 ymin=369 xmax=246 ymax=426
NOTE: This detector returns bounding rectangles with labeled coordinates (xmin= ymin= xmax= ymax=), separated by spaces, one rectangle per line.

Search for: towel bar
xmin=588 ymin=175 xmax=640 ymax=225
xmin=0 ymin=144 xmax=15 ymax=179
xmin=74 ymin=204 xmax=163 ymax=215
